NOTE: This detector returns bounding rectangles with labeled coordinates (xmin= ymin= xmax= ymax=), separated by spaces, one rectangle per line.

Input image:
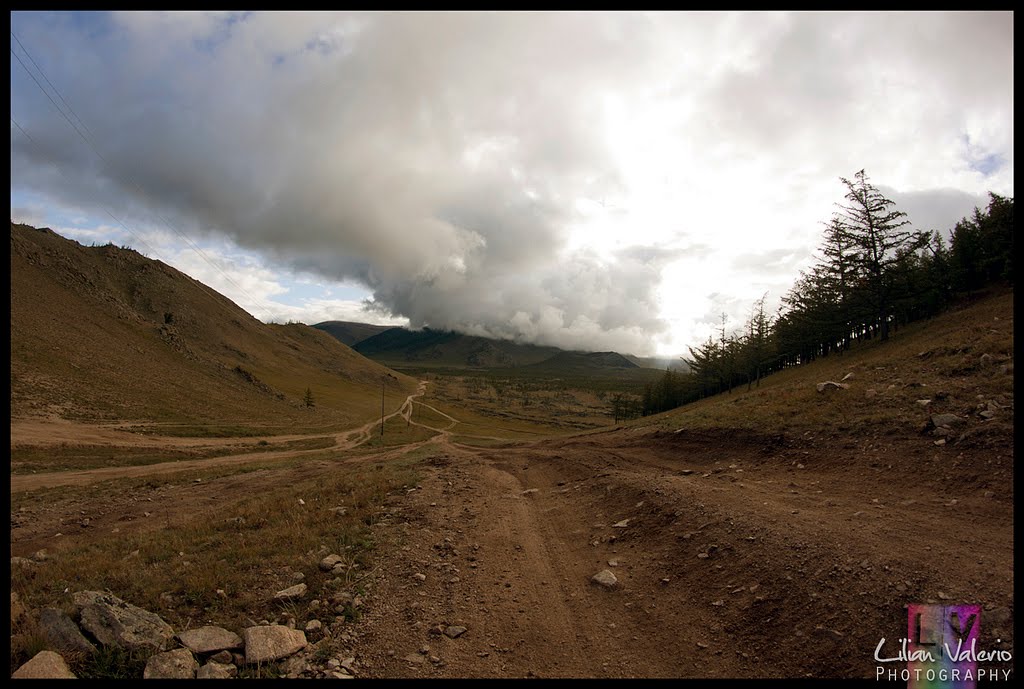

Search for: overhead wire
xmin=10 ymin=28 xmax=282 ymax=322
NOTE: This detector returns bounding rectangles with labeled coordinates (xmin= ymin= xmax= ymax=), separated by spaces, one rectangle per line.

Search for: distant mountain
xmin=322 ymin=322 xmax=660 ymax=375
xmin=350 ymin=326 xmax=562 ymax=368
xmin=522 ymin=350 xmax=639 ymax=373
xmin=312 ymin=320 xmax=394 ymax=347
xmin=624 ymin=355 xmax=690 ymax=372
xmin=10 ymin=222 xmax=416 ymax=425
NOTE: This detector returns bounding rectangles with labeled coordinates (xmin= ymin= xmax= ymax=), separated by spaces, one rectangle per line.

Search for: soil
xmin=10 ymin=394 xmax=1014 ymax=679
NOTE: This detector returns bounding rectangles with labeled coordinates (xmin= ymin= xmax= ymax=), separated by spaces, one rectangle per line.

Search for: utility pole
xmin=380 ymin=377 xmax=385 ymax=439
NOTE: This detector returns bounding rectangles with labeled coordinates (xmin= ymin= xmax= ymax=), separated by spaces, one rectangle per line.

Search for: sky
xmin=9 ymin=11 xmax=1014 ymax=357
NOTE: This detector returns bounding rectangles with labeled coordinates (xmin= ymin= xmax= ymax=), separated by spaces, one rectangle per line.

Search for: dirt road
xmin=8 ymin=392 xmax=1015 ymax=678
xmin=9 ymin=382 xmax=428 ymax=493
xmin=348 ymin=428 xmax=1014 ymax=678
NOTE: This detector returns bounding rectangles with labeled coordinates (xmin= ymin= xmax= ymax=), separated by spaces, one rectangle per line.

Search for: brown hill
xmin=9 ymin=222 xmax=416 ymax=430
xmin=312 ymin=320 xmax=395 ymax=347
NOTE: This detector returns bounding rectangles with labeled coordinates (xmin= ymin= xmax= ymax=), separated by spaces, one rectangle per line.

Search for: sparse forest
xmin=641 ymin=170 xmax=1014 ymax=417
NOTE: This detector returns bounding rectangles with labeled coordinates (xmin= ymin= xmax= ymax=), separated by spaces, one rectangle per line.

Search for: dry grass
xmin=639 ymin=290 xmax=1014 ymax=443
xmin=10 ymin=437 xmax=337 ymax=474
xmin=10 ymin=457 xmax=421 ymax=677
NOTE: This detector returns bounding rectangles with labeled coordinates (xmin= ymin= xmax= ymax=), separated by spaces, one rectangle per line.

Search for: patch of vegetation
xmin=10 ymin=460 xmax=420 ymax=679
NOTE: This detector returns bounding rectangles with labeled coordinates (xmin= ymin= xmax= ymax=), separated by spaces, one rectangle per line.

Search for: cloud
xmin=10 ymin=11 xmax=1014 ymax=356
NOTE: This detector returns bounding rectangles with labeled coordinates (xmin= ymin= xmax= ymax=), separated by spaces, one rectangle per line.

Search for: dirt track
xmin=8 ymin=390 xmax=1015 ymax=678
xmin=341 ymin=427 xmax=1013 ymax=678
xmin=9 ymin=383 xmax=427 ymax=493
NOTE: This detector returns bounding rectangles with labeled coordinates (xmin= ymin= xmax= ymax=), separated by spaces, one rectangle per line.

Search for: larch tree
xmin=832 ymin=170 xmax=929 ymax=341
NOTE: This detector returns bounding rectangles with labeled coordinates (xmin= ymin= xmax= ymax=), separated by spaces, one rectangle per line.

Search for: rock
xmin=144 ymin=648 xmax=199 ymax=679
xmin=841 ymin=372 xmax=854 ymax=381
xmin=521 ymin=488 xmax=539 ymax=495
xmin=273 ymin=583 xmax=308 ymax=601
xmin=934 ymin=439 xmax=946 ymax=446
xmin=916 ymin=399 xmax=932 ymax=407
xmin=298 ymin=499 xmax=305 ymax=506
xmin=209 ymin=650 xmax=234 ymax=665
xmin=591 ymin=570 xmax=618 ymax=589
xmin=177 ymin=626 xmax=243 ymax=654
xmin=865 ymin=389 xmax=877 ymax=398
xmin=305 ymin=620 xmax=322 ymax=633
xmin=31 ymin=549 xmax=50 ymax=562
xmin=980 ymin=353 xmax=994 ymax=366
xmin=443 ymin=625 xmax=468 ymax=639
xmin=612 ymin=519 xmax=630 ymax=528
xmin=73 ymin=590 xmax=175 ymax=652
xmin=816 ymin=381 xmax=848 ymax=393
xmin=38 ymin=607 xmax=98 ymax=656
xmin=12 ymin=650 xmax=76 ymax=679
xmin=402 ymin=653 xmax=425 ymax=664
xmin=11 ymin=556 xmax=36 ymax=568
xmin=412 ymin=573 xmax=427 ymax=582
xmin=319 ymin=554 xmax=345 ymax=571
xmin=197 ymin=661 xmax=238 ymax=679
xmin=980 ymin=410 xmax=996 ymax=419
xmin=931 ymin=413 xmax=966 ymax=428
xmin=243 ymin=625 xmax=307 ymax=664
xmin=331 ymin=592 xmax=354 ymax=607
xmin=340 ymin=658 xmax=357 ymax=674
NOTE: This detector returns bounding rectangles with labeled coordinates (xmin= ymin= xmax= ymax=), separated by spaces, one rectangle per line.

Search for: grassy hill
xmin=312 ymin=320 xmax=394 ymax=347
xmin=352 ymin=326 xmax=563 ymax=368
xmin=632 ymin=288 xmax=1014 ymax=453
xmin=10 ymin=222 xmax=417 ymax=431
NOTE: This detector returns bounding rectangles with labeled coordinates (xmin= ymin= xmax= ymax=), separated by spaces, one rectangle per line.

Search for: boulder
xmin=72 ymin=590 xmax=175 ymax=652
xmin=197 ymin=661 xmax=238 ymax=679
xmin=12 ymin=650 xmax=76 ymax=679
xmin=38 ymin=607 xmax=98 ymax=656
xmin=243 ymin=625 xmax=307 ymax=664
xmin=143 ymin=648 xmax=199 ymax=679
xmin=177 ymin=626 xmax=243 ymax=654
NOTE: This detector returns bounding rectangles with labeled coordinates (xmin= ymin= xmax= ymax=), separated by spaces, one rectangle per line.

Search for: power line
xmin=10 ymin=30 xmax=98 ymax=144
xmin=11 ymin=115 xmax=162 ymax=260
xmin=10 ymin=29 xmax=282 ymax=322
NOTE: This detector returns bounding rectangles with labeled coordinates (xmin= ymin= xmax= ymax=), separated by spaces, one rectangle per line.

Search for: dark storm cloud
xmin=10 ymin=11 xmax=674 ymax=353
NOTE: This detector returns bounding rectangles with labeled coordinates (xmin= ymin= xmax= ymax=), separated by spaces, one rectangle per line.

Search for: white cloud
xmin=10 ymin=11 xmax=1014 ymax=356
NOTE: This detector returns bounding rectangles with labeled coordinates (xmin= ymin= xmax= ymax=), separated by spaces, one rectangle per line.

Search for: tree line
xmin=639 ymin=170 xmax=1013 ymax=417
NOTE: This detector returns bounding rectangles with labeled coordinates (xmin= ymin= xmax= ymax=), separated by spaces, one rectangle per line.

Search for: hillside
xmin=352 ymin=326 xmax=563 ymax=368
xmin=9 ymin=222 xmax=417 ymax=429
xmin=312 ymin=320 xmax=394 ymax=347
xmin=522 ymin=349 xmax=639 ymax=373
xmin=641 ymin=288 xmax=1015 ymax=450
